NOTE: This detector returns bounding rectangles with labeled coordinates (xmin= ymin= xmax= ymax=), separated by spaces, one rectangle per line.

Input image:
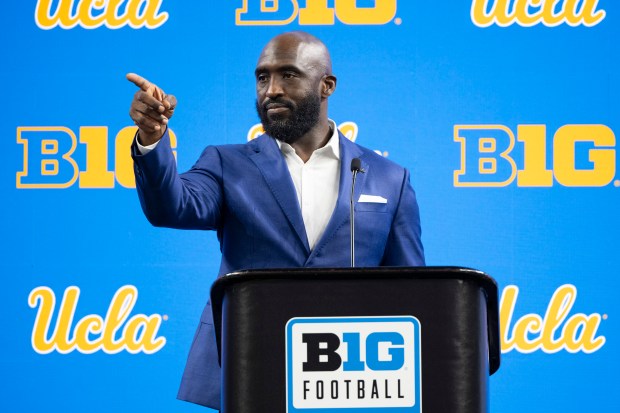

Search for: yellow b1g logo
xmin=16 ymin=126 xmax=177 ymax=189
xmin=236 ymin=0 xmax=397 ymax=25
xmin=454 ymin=124 xmax=617 ymax=187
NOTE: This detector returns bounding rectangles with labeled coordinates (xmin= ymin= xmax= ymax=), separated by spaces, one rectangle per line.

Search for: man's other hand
xmin=127 ymin=73 xmax=177 ymax=146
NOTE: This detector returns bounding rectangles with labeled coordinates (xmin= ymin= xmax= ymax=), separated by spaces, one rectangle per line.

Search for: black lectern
xmin=211 ymin=267 xmax=500 ymax=413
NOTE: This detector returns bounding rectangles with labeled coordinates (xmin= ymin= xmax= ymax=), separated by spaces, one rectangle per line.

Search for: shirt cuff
xmin=135 ymin=135 xmax=160 ymax=155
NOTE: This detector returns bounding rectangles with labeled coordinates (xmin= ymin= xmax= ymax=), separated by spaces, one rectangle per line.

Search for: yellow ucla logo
xmin=35 ymin=0 xmax=168 ymax=29
xmin=247 ymin=121 xmax=359 ymax=142
xmin=236 ymin=0 xmax=397 ymax=26
xmin=29 ymin=285 xmax=166 ymax=354
xmin=500 ymin=285 xmax=606 ymax=353
xmin=454 ymin=124 xmax=616 ymax=187
xmin=247 ymin=121 xmax=390 ymax=156
xmin=471 ymin=0 xmax=606 ymax=27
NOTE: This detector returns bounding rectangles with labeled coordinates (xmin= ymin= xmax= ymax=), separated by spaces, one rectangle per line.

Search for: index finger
xmin=126 ymin=73 xmax=153 ymax=92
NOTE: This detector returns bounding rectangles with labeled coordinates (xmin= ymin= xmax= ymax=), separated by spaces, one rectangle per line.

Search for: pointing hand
xmin=127 ymin=73 xmax=177 ymax=145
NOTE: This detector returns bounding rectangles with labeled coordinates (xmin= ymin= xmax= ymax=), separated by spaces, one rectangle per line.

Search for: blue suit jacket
xmin=132 ymin=129 xmax=425 ymax=409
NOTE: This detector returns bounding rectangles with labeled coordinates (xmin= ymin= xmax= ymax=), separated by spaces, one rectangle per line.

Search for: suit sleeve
xmin=131 ymin=129 xmax=224 ymax=230
xmin=381 ymin=168 xmax=426 ymax=266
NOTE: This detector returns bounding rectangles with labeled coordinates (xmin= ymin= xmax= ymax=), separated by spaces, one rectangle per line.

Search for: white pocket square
xmin=358 ymin=194 xmax=387 ymax=204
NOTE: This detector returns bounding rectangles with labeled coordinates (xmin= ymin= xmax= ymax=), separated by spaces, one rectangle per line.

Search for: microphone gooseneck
xmin=350 ymin=158 xmax=364 ymax=268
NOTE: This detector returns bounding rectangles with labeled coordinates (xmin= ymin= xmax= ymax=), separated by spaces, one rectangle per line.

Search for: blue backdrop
xmin=2 ymin=1 xmax=618 ymax=412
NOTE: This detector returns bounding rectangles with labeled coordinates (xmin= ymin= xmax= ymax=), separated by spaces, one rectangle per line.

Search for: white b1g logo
xmin=286 ymin=316 xmax=421 ymax=412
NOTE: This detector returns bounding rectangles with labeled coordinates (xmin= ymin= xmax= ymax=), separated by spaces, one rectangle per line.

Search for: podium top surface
xmin=211 ymin=266 xmax=500 ymax=374
xmin=214 ymin=266 xmax=496 ymax=289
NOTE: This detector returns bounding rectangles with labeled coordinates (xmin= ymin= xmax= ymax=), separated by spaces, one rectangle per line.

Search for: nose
xmin=266 ymin=77 xmax=284 ymax=98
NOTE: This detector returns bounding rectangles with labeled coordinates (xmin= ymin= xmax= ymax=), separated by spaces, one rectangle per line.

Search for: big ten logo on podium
xmin=453 ymin=124 xmax=617 ymax=187
xmin=470 ymin=0 xmax=606 ymax=27
xmin=236 ymin=0 xmax=398 ymax=26
xmin=35 ymin=0 xmax=169 ymax=29
xmin=16 ymin=126 xmax=177 ymax=189
xmin=286 ymin=316 xmax=421 ymax=412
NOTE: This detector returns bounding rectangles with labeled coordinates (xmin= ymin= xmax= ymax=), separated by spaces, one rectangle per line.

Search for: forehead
xmin=256 ymin=40 xmax=323 ymax=73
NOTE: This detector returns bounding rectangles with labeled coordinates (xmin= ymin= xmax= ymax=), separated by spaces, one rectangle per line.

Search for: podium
xmin=211 ymin=267 xmax=500 ymax=413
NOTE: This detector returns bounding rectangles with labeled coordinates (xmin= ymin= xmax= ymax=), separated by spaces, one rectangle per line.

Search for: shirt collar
xmin=276 ymin=119 xmax=340 ymax=160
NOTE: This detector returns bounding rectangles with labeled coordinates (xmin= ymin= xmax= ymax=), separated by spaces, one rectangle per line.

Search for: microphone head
xmin=350 ymin=158 xmax=362 ymax=172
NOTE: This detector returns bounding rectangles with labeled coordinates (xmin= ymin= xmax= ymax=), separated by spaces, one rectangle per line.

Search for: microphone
xmin=350 ymin=158 xmax=363 ymax=174
xmin=350 ymin=158 xmax=365 ymax=267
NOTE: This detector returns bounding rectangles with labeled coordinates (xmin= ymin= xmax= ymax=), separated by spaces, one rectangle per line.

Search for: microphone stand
xmin=350 ymin=158 xmax=364 ymax=267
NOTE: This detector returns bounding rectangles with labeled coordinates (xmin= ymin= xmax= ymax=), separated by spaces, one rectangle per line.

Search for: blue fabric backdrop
xmin=2 ymin=1 xmax=618 ymax=412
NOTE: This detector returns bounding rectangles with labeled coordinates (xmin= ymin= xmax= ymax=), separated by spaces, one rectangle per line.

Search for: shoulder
xmin=192 ymin=134 xmax=277 ymax=172
xmin=339 ymin=134 xmax=407 ymax=175
xmin=193 ymin=135 xmax=267 ymax=160
xmin=201 ymin=134 xmax=274 ymax=156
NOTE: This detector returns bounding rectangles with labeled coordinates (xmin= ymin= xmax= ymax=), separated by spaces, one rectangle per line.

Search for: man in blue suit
xmin=128 ymin=31 xmax=424 ymax=410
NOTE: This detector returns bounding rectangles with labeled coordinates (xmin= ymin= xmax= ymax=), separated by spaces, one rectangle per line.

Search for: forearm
xmin=132 ymin=130 xmax=223 ymax=230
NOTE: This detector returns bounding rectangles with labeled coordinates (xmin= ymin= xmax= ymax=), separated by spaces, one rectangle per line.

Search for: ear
xmin=321 ymin=75 xmax=337 ymax=98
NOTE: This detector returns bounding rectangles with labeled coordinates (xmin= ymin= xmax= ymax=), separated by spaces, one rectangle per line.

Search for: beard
xmin=255 ymin=91 xmax=321 ymax=144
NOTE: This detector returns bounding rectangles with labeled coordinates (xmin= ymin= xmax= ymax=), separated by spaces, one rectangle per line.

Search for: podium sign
xmin=211 ymin=267 xmax=500 ymax=413
xmin=286 ymin=316 xmax=422 ymax=412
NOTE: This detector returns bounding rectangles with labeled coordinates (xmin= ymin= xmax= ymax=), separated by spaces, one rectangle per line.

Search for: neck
xmin=290 ymin=118 xmax=332 ymax=162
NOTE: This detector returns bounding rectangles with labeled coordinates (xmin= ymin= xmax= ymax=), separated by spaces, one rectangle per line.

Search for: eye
xmin=282 ymin=72 xmax=297 ymax=80
xmin=257 ymin=74 xmax=268 ymax=84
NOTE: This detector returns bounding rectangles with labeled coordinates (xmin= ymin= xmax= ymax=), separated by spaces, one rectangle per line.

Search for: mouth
xmin=267 ymin=106 xmax=290 ymax=115
xmin=264 ymin=101 xmax=292 ymax=115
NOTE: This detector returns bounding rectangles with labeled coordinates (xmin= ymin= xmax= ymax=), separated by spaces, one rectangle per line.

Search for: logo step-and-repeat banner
xmin=2 ymin=1 xmax=617 ymax=412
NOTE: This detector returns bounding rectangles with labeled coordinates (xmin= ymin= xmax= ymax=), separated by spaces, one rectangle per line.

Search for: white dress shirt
xmin=275 ymin=121 xmax=340 ymax=250
xmin=136 ymin=120 xmax=341 ymax=250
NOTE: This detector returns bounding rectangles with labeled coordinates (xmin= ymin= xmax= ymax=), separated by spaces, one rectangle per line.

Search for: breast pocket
xmin=356 ymin=202 xmax=388 ymax=213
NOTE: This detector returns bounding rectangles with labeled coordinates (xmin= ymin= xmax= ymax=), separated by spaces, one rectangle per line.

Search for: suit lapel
xmin=249 ymin=135 xmax=311 ymax=254
xmin=308 ymin=133 xmax=367 ymax=261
